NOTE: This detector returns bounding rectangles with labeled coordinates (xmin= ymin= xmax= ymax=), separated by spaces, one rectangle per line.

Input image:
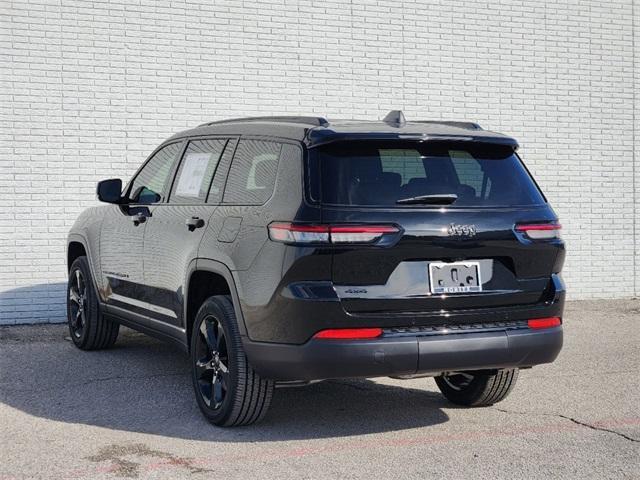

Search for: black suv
xmin=67 ymin=111 xmax=565 ymax=426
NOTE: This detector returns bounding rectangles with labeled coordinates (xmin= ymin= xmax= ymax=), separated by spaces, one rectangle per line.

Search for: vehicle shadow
xmin=0 ymin=282 xmax=66 ymax=324
xmin=0 ymin=325 xmax=450 ymax=442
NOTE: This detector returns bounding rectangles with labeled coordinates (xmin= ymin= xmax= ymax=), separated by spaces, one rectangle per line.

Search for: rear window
xmin=316 ymin=141 xmax=545 ymax=207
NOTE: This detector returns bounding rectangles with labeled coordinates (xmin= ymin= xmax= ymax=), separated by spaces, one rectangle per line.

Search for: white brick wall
xmin=2 ymin=0 xmax=638 ymax=324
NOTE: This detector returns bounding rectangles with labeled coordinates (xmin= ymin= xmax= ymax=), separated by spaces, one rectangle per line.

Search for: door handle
xmin=131 ymin=212 xmax=147 ymax=226
xmin=186 ymin=216 xmax=205 ymax=231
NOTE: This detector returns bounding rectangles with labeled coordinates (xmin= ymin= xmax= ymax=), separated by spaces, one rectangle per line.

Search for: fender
xmin=67 ymin=233 xmax=103 ymax=302
xmin=184 ymin=258 xmax=249 ymax=338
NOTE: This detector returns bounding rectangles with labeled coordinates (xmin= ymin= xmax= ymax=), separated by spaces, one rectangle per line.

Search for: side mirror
xmin=97 ymin=178 xmax=123 ymax=204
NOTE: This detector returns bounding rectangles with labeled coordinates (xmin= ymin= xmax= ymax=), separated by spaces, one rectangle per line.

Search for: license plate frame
xmin=428 ymin=261 xmax=482 ymax=294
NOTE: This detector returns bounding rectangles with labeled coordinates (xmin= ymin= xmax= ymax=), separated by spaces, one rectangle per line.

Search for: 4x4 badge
xmin=448 ymin=223 xmax=477 ymax=237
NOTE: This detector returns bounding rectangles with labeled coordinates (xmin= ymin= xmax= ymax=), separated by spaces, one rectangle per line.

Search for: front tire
xmin=435 ymin=369 xmax=518 ymax=407
xmin=190 ymin=295 xmax=274 ymax=427
xmin=67 ymin=256 xmax=119 ymax=350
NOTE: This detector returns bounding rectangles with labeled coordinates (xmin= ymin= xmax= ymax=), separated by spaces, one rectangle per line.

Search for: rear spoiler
xmin=305 ymin=131 xmax=519 ymax=150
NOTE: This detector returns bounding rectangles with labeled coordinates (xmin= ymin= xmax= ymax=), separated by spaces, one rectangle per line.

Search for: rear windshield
xmin=314 ymin=141 xmax=545 ymax=207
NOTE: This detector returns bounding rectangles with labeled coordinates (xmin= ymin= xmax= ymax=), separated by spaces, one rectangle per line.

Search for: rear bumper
xmin=241 ymin=273 xmax=566 ymax=344
xmin=243 ymin=326 xmax=563 ymax=381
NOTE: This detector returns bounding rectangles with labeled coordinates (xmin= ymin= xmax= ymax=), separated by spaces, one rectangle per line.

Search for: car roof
xmin=166 ymin=111 xmax=519 ymax=149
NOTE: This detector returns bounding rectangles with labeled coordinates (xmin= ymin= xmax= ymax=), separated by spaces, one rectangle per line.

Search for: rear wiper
xmin=396 ymin=193 xmax=458 ymax=205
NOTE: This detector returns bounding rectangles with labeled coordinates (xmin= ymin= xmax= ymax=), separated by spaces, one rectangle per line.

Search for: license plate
xmin=429 ymin=261 xmax=482 ymax=294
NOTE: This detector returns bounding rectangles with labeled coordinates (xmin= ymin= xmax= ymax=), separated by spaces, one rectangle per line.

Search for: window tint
xmin=170 ymin=139 xmax=227 ymax=203
xmin=128 ymin=143 xmax=181 ymax=204
xmin=449 ymin=150 xmax=489 ymax=195
xmin=379 ymin=149 xmax=424 ymax=184
xmin=223 ymin=140 xmax=282 ymax=205
xmin=318 ymin=141 xmax=545 ymax=207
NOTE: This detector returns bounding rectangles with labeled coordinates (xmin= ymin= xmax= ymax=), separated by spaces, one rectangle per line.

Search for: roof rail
xmin=414 ymin=120 xmax=483 ymax=130
xmin=199 ymin=116 xmax=330 ymax=128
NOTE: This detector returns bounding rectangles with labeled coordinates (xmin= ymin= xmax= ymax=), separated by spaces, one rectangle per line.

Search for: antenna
xmin=382 ymin=110 xmax=406 ymax=127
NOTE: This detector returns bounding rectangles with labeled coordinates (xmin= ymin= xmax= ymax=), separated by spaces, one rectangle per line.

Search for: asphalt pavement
xmin=1 ymin=299 xmax=638 ymax=479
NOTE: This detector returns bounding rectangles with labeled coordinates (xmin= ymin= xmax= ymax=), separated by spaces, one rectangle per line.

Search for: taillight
xmin=330 ymin=225 xmax=399 ymax=243
xmin=528 ymin=317 xmax=561 ymax=329
xmin=268 ymin=223 xmax=400 ymax=245
xmin=313 ymin=328 xmax=383 ymax=340
xmin=515 ymin=222 xmax=562 ymax=240
xmin=268 ymin=223 xmax=329 ymax=243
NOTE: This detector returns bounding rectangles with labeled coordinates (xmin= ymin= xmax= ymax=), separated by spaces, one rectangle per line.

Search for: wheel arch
xmin=184 ymin=259 xmax=248 ymax=349
xmin=67 ymin=240 xmax=87 ymax=272
xmin=67 ymin=233 xmax=103 ymax=301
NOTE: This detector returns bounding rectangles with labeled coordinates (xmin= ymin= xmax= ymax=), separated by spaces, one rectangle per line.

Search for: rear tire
xmin=435 ymin=369 xmax=518 ymax=407
xmin=67 ymin=256 xmax=119 ymax=350
xmin=190 ymin=295 xmax=274 ymax=427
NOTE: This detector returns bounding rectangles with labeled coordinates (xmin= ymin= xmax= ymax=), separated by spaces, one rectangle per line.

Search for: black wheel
xmin=190 ymin=295 xmax=274 ymax=427
xmin=435 ymin=369 xmax=518 ymax=407
xmin=67 ymin=256 xmax=119 ymax=350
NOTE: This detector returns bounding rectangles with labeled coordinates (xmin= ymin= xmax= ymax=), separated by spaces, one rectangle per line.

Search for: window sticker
xmin=174 ymin=153 xmax=211 ymax=197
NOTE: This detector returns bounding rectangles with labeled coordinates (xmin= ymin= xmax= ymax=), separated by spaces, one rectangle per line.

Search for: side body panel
xmin=197 ymin=141 xmax=319 ymax=341
xmin=143 ymin=203 xmax=215 ymax=328
xmin=99 ymin=204 xmax=147 ymax=307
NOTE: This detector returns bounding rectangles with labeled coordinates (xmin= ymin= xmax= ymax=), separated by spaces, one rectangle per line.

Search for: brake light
xmin=313 ymin=328 xmax=383 ymax=340
xmin=528 ymin=317 xmax=561 ymax=329
xmin=515 ymin=222 xmax=562 ymax=240
xmin=268 ymin=223 xmax=400 ymax=245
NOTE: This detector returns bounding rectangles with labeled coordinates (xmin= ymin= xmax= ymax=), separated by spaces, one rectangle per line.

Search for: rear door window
xmin=317 ymin=141 xmax=546 ymax=207
xmin=223 ymin=140 xmax=282 ymax=205
xmin=169 ymin=138 xmax=227 ymax=203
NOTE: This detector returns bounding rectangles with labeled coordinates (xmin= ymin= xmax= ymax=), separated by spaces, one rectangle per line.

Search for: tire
xmin=435 ymin=369 xmax=519 ymax=407
xmin=190 ymin=295 xmax=274 ymax=427
xmin=67 ymin=256 xmax=119 ymax=350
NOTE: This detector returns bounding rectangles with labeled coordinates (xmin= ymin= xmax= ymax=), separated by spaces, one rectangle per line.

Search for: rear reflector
xmin=313 ymin=328 xmax=383 ymax=340
xmin=528 ymin=317 xmax=561 ymax=329
xmin=515 ymin=222 xmax=562 ymax=240
xmin=268 ymin=222 xmax=400 ymax=245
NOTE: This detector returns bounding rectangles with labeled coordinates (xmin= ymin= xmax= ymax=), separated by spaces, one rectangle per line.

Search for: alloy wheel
xmin=68 ymin=269 xmax=87 ymax=338
xmin=441 ymin=372 xmax=475 ymax=391
xmin=194 ymin=315 xmax=230 ymax=410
